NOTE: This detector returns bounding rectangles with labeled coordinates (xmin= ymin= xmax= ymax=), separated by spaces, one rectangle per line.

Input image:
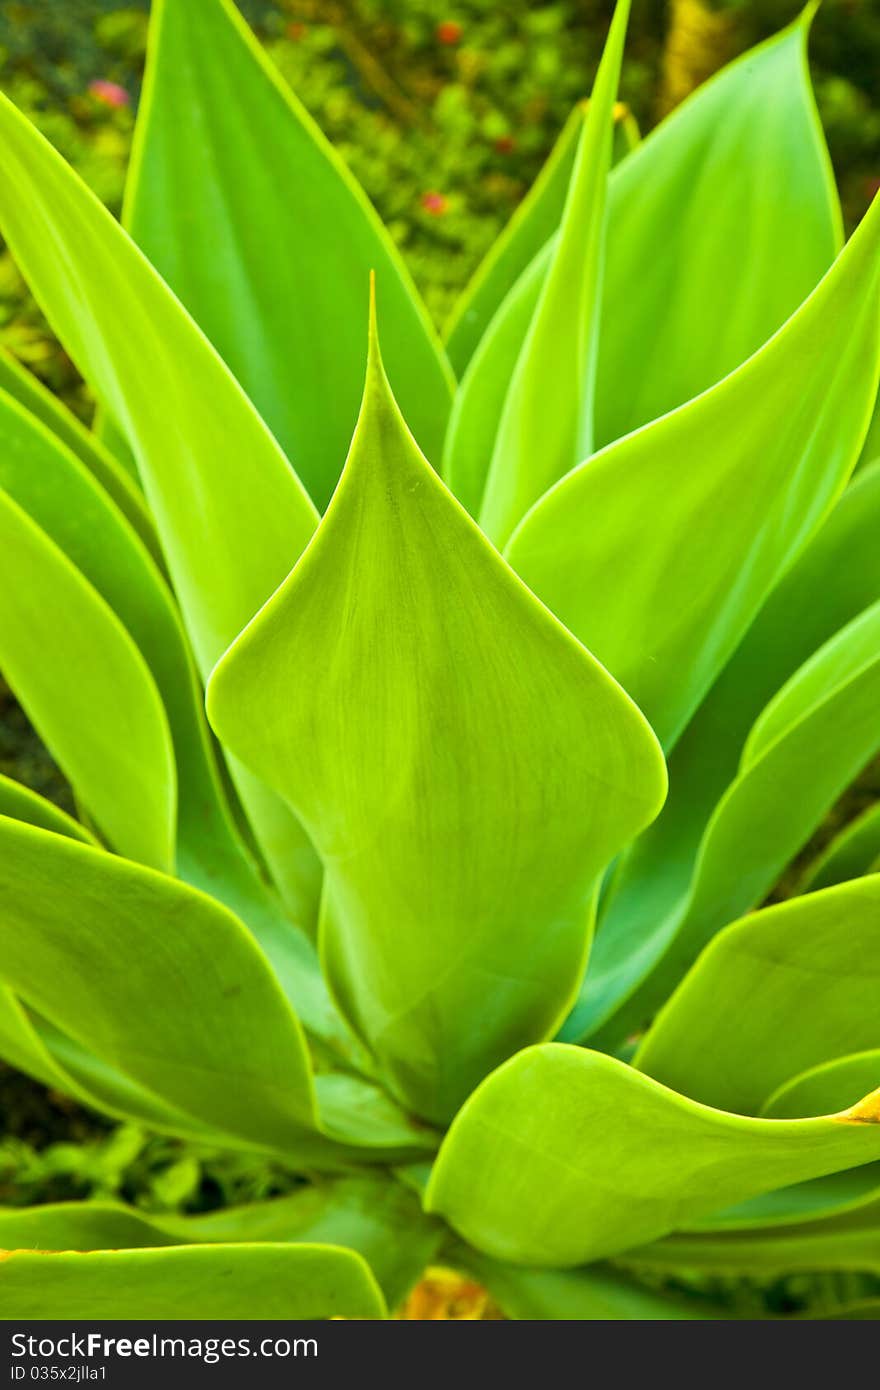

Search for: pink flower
xmin=88 ymin=80 xmax=130 ymax=109
xmin=420 ymin=191 xmax=449 ymax=216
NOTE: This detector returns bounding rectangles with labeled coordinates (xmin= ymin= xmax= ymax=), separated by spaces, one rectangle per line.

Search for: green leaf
xmin=622 ymin=1198 xmax=880 ymax=1279
xmin=594 ymin=5 xmax=841 ymax=446
xmin=477 ymin=0 xmax=629 ymax=548
xmin=763 ymin=1052 xmax=880 ymax=1121
xmin=635 ymin=879 xmax=880 ymax=1115
xmin=443 ymin=104 xmax=583 ymax=378
xmin=506 ymin=191 xmax=880 ymax=751
xmin=0 ymin=817 xmax=319 ymax=1153
xmin=457 ymin=1249 xmax=723 ymax=1320
xmin=441 ymin=11 xmax=841 ymax=518
xmin=0 ymin=386 xmax=357 ymax=1058
xmin=0 ymin=489 xmax=175 ymax=869
xmin=0 ymin=773 xmax=92 ymax=844
xmin=0 ymin=1177 xmax=441 ymax=1312
xmin=603 ymin=600 xmax=880 ymax=1041
xmin=799 ymin=802 xmax=880 ymax=892
xmin=690 ymin=1167 xmax=880 ymax=1232
xmin=0 ymin=82 xmax=321 ymax=923
xmin=0 ymin=348 xmax=158 ymax=562
xmin=571 ymin=461 xmax=880 ymax=1044
xmin=0 ymin=1245 xmax=386 ymax=1320
xmin=441 ymin=249 xmax=545 ymax=520
xmin=207 ymin=302 xmax=666 ymax=1125
xmin=425 ymin=1044 xmax=880 ymax=1267
xmin=125 ymin=0 xmax=452 ymax=511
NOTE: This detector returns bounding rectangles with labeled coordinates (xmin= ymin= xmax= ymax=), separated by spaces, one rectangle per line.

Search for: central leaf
xmin=208 ymin=301 xmax=666 ymax=1123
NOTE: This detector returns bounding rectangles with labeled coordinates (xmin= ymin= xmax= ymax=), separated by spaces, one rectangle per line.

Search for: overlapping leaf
xmin=597 ymin=600 xmax=880 ymax=1042
xmin=126 ymin=0 xmax=452 ymax=510
xmin=763 ymin=1052 xmax=880 ymax=1122
xmin=443 ymin=105 xmax=583 ymax=377
xmin=441 ymin=8 xmax=841 ymax=517
xmin=0 ymin=83 xmax=321 ymax=922
xmin=477 ymin=0 xmax=629 ymax=547
xmin=635 ymin=879 xmax=880 ymax=1114
xmin=570 ymin=462 xmax=880 ymax=1044
xmin=0 ymin=817 xmax=317 ymax=1152
xmin=507 ymin=190 xmax=880 ymax=751
xmin=208 ymin=307 xmax=666 ymax=1124
xmin=0 ymin=489 xmax=174 ymax=869
xmin=425 ymin=1045 xmax=880 ymax=1266
xmin=594 ymin=4 xmax=841 ymax=445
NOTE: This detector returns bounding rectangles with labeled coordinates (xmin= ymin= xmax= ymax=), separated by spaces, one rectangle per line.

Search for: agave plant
xmin=0 ymin=0 xmax=878 ymax=1321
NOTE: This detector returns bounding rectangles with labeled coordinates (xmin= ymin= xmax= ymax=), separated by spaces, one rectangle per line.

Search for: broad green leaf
xmin=799 ymin=802 xmax=880 ymax=892
xmin=0 ymin=490 xmax=175 ymax=869
xmin=0 ymin=349 xmax=158 ymax=561
xmin=0 ymin=773 xmax=92 ymax=843
xmin=635 ymin=880 xmax=880 ymax=1115
xmin=623 ymin=1198 xmax=880 ymax=1279
xmin=594 ymin=5 xmax=841 ymax=446
xmin=506 ymin=190 xmax=880 ymax=751
xmin=425 ymin=1045 xmax=880 ymax=1267
xmin=602 ymin=601 xmax=880 ymax=1042
xmin=477 ymin=0 xmax=629 ymax=548
xmin=571 ymin=462 xmax=880 ymax=1045
xmin=0 ymin=1178 xmax=441 ymax=1312
xmin=763 ymin=1052 xmax=880 ymax=1121
xmin=443 ymin=105 xmax=583 ymax=377
xmin=0 ymin=817 xmax=318 ymax=1152
xmin=126 ymin=0 xmax=452 ymax=511
xmin=457 ymin=1249 xmax=723 ymax=1320
xmin=0 ymin=1245 xmax=386 ymax=1320
xmin=208 ymin=308 xmax=666 ymax=1125
xmin=0 ymin=85 xmax=321 ymax=922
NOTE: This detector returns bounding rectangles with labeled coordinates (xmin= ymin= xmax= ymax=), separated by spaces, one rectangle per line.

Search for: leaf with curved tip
xmin=208 ymin=304 xmax=666 ymax=1125
xmin=601 ymin=602 xmax=880 ymax=1043
xmin=0 ymin=1245 xmax=386 ymax=1320
xmin=570 ymin=462 xmax=880 ymax=1045
xmin=0 ymin=774 xmax=92 ymax=844
xmin=763 ymin=1052 xmax=880 ymax=1121
xmin=622 ymin=1197 xmax=880 ymax=1279
xmin=477 ymin=0 xmax=629 ymax=548
xmin=126 ymin=0 xmax=451 ymax=511
xmin=0 ymin=817 xmax=319 ymax=1152
xmin=443 ymin=104 xmax=583 ymax=378
xmin=0 ymin=490 xmax=175 ymax=869
xmin=635 ymin=880 xmax=880 ymax=1115
xmin=0 ymin=84 xmax=321 ymax=923
xmin=594 ymin=6 xmax=841 ymax=447
xmin=424 ymin=1044 xmax=880 ymax=1267
xmin=506 ymin=191 xmax=880 ymax=752
xmin=799 ymin=802 xmax=880 ymax=893
xmin=457 ymin=1250 xmax=723 ymax=1320
xmin=0 ymin=350 xmax=156 ymax=557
